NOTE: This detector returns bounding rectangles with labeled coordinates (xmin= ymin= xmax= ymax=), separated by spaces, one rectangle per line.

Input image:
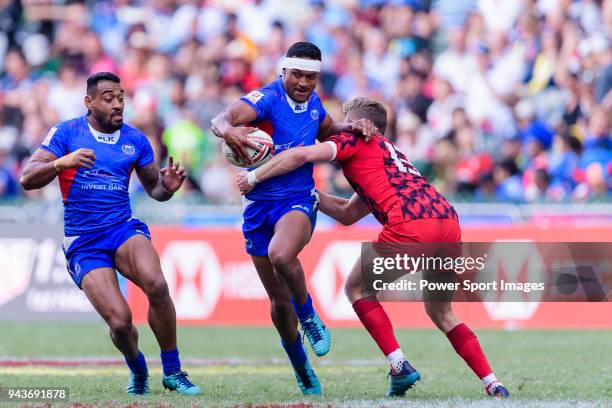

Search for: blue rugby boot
xmin=485 ymin=381 xmax=510 ymax=398
xmin=291 ymin=295 xmax=331 ymax=357
xmin=127 ymin=372 xmax=149 ymax=395
xmin=292 ymin=359 xmax=322 ymax=395
xmin=299 ymin=311 xmax=331 ymax=357
xmin=162 ymin=371 xmax=202 ymax=395
xmin=387 ymin=360 xmax=420 ymax=397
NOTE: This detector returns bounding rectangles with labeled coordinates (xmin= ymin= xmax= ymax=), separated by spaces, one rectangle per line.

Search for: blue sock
xmin=160 ymin=348 xmax=181 ymax=376
xmin=281 ymin=332 xmax=307 ymax=368
xmin=125 ymin=351 xmax=148 ymax=375
xmin=291 ymin=293 xmax=314 ymax=320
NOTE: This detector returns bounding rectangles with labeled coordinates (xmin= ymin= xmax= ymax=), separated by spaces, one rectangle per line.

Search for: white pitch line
xmin=336 ymin=399 xmax=610 ymax=408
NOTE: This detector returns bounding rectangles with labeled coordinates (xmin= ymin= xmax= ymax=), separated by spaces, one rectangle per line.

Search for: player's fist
xmin=223 ymin=126 xmax=261 ymax=164
xmin=350 ymin=118 xmax=380 ymax=142
xmin=236 ymin=171 xmax=254 ymax=195
xmin=54 ymin=148 xmax=96 ymax=171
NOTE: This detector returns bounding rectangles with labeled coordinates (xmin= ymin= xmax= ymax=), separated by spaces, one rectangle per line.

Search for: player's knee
xmin=143 ymin=277 xmax=170 ymax=300
xmin=344 ymin=279 xmax=361 ymax=303
xmin=108 ymin=314 xmax=133 ymax=337
xmin=268 ymin=248 xmax=294 ymax=271
xmin=425 ymin=302 xmax=452 ymax=326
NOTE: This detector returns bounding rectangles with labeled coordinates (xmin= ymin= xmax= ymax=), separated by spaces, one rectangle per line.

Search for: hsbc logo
xmin=161 ymin=241 xmax=222 ymax=320
xmin=0 ymin=239 xmax=37 ymax=306
xmin=311 ymin=241 xmax=361 ymax=320
xmin=481 ymin=240 xmax=544 ymax=323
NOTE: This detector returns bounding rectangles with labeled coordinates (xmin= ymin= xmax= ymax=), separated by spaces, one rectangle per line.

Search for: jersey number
xmin=384 ymin=142 xmax=421 ymax=176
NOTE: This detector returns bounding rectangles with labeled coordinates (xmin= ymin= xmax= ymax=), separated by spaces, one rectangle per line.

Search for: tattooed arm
xmin=20 ymin=148 xmax=96 ymax=190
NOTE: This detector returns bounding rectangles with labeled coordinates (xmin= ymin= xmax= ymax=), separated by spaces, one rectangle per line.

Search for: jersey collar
xmin=88 ymin=122 xmax=121 ymax=145
xmin=285 ymin=94 xmax=309 ymax=113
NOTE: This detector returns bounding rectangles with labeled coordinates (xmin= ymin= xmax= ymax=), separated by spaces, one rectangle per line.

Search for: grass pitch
xmin=0 ymin=323 xmax=611 ymax=407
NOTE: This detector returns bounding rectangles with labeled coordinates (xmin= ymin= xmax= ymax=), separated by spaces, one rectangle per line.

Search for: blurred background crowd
xmin=0 ymin=0 xmax=611 ymax=204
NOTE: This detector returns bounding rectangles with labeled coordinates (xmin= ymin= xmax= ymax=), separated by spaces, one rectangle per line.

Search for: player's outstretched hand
xmin=160 ymin=156 xmax=187 ymax=193
xmin=54 ymin=148 xmax=96 ymax=171
xmin=224 ymin=126 xmax=262 ymax=164
xmin=236 ymin=171 xmax=254 ymax=195
xmin=350 ymin=118 xmax=380 ymax=142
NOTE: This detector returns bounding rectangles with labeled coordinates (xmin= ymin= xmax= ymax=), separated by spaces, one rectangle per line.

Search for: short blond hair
xmin=342 ymin=97 xmax=388 ymax=134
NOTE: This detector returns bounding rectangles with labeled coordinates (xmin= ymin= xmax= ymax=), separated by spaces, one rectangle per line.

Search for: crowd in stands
xmin=0 ymin=0 xmax=610 ymax=204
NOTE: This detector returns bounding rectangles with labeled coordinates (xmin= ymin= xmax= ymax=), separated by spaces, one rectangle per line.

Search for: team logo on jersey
xmin=245 ymin=90 xmax=264 ymax=104
xmin=83 ymin=168 xmax=125 ymax=183
xmin=311 ymin=109 xmax=319 ymax=121
xmin=122 ymin=144 xmax=136 ymax=155
xmin=42 ymin=127 xmax=57 ymax=147
xmin=290 ymin=101 xmax=308 ymax=113
xmin=93 ymin=133 xmax=120 ymax=144
xmin=286 ymin=94 xmax=308 ymax=113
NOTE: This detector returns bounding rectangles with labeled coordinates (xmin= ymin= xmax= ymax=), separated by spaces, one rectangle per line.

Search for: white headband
xmin=282 ymin=57 xmax=322 ymax=72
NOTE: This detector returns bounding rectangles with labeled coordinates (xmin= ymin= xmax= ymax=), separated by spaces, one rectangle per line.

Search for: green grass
xmin=0 ymin=324 xmax=611 ymax=407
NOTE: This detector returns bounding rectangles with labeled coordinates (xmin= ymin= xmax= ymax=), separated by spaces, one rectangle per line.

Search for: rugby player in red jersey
xmin=236 ymin=97 xmax=509 ymax=398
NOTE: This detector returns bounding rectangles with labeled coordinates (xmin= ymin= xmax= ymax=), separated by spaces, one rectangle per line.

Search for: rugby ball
xmin=222 ymin=129 xmax=274 ymax=168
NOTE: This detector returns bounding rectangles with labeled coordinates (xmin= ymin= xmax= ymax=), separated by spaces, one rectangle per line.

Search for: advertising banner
xmin=0 ymin=224 xmax=95 ymax=320
xmin=3 ymin=222 xmax=610 ymax=327
xmin=126 ymin=225 xmax=612 ymax=329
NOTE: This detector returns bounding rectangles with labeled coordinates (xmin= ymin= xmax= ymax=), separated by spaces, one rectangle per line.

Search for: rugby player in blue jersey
xmin=20 ymin=72 xmax=202 ymax=396
xmin=212 ymin=42 xmax=378 ymax=395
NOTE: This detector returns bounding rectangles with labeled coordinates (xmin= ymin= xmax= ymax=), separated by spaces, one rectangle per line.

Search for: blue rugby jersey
xmin=240 ymin=78 xmax=327 ymax=201
xmin=40 ymin=116 xmax=154 ymax=235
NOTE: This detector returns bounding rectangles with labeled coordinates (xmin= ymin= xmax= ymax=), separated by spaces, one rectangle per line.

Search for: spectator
xmin=83 ymin=31 xmax=118 ymax=75
xmin=433 ymin=26 xmax=477 ymax=94
xmin=492 ymin=159 xmax=522 ymax=201
xmin=524 ymin=168 xmax=552 ymax=203
xmin=0 ymin=0 xmax=608 ymax=204
xmin=574 ymin=162 xmax=610 ymax=202
xmin=427 ymin=78 xmax=463 ymax=139
xmin=162 ymin=109 xmax=208 ymax=180
xmin=0 ymin=146 xmax=18 ymax=199
xmin=47 ymin=61 xmax=86 ymax=122
xmin=581 ymin=107 xmax=611 ymax=169
xmin=395 ymin=68 xmax=432 ymax=123
xmin=548 ymin=132 xmax=582 ymax=197
xmin=394 ymin=111 xmax=433 ymax=164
